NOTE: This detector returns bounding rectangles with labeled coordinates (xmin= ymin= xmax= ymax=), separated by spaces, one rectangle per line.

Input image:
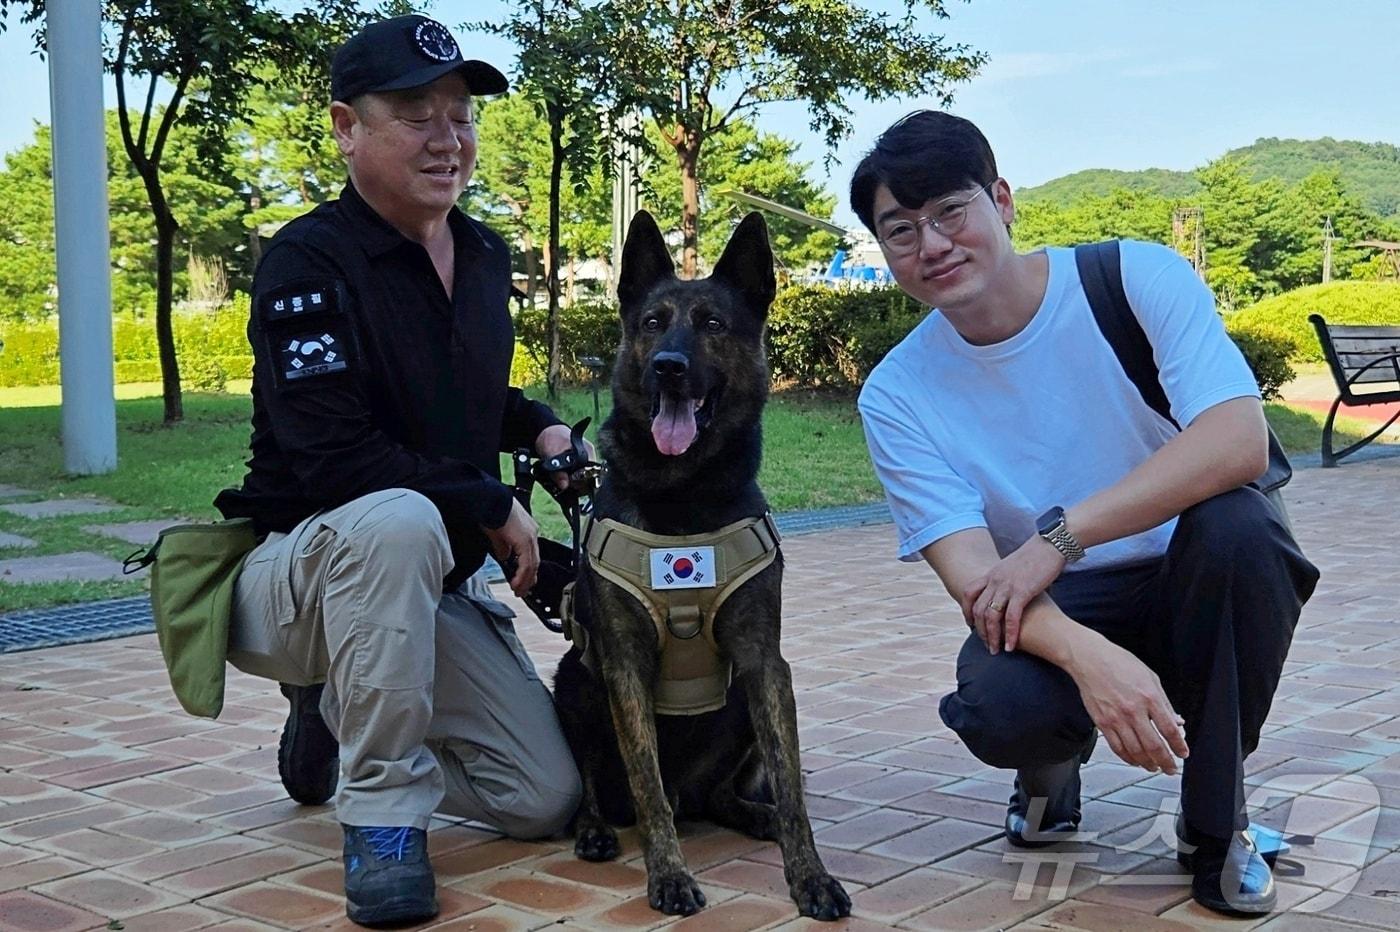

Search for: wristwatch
xmin=1036 ymin=506 xmax=1086 ymax=564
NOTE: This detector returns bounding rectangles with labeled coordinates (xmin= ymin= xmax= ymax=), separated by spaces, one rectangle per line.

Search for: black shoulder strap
xmin=1073 ymin=240 xmax=1181 ymax=431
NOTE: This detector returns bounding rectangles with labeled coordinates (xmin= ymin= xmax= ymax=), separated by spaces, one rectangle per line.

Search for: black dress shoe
xmin=279 ymin=682 xmax=339 ymax=806
xmin=1004 ymin=732 xmax=1097 ymax=848
xmin=1177 ymin=818 xmax=1277 ymax=916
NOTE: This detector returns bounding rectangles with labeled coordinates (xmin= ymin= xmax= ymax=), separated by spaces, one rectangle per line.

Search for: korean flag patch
xmin=278 ymin=329 xmax=350 ymax=382
xmin=649 ymin=547 xmax=717 ymax=590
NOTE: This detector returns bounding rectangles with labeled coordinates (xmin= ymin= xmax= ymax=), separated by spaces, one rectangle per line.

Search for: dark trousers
xmin=938 ymin=487 xmax=1320 ymax=837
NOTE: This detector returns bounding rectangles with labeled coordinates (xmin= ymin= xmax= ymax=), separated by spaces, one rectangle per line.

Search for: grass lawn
xmin=0 ymin=381 xmax=1389 ymax=612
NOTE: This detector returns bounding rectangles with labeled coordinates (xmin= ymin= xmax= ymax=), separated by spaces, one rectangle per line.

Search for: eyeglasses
xmin=876 ymin=184 xmax=993 ymax=256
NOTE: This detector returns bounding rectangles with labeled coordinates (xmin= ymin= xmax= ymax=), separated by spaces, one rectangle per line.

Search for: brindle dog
xmin=552 ymin=211 xmax=850 ymax=921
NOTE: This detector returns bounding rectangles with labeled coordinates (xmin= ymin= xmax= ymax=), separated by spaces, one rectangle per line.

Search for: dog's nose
xmin=652 ymin=352 xmax=689 ymax=377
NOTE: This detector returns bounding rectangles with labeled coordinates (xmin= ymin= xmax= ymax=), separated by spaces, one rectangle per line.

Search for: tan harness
xmin=560 ymin=513 xmax=781 ymax=715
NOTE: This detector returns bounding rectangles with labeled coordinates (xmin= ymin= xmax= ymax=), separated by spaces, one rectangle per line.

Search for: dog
xmin=551 ymin=210 xmax=851 ymax=921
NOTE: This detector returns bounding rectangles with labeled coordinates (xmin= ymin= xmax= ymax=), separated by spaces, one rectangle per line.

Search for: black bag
xmin=1073 ymin=240 xmax=1293 ymax=514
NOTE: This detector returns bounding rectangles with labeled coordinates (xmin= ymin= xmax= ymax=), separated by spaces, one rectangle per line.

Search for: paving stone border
xmin=1 ymin=498 xmax=121 ymax=519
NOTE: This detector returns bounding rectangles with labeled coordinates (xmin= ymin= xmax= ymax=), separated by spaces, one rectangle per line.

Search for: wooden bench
xmin=1308 ymin=314 xmax=1400 ymax=466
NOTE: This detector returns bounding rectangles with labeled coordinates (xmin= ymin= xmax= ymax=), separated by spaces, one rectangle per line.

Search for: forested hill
xmin=1017 ymin=138 xmax=1400 ymax=217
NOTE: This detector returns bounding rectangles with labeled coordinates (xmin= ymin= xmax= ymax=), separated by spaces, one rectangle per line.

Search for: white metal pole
xmin=48 ymin=0 xmax=117 ymax=475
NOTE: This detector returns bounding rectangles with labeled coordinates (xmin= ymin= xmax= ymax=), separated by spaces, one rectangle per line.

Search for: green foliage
xmin=1013 ymin=157 xmax=1399 ymax=309
xmin=642 ymin=121 xmax=840 ymax=273
xmin=1221 ymin=319 xmax=1296 ymax=400
xmin=1227 ymin=137 xmax=1400 ymax=218
xmin=1020 ymin=137 xmax=1400 ymax=220
xmin=513 ymin=300 xmax=621 ymax=382
xmin=471 ymin=92 xmax=613 ymax=296
xmin=766 ymin=285 xmax=926 ymax=387
xmin=601 ymin=0 xmax=985 ymax=272
xmin=1018 ymin=168 xmax=1202 ymax=205
xmin=1013 ymin=189 xmax=1175 ymax=251
xmin=0 ymin=321 xmax=59 ymax=385
xmin=0 ymin=294 xmax=253 ymax=387
xmin=1229 ymin=282 xmax=1400 ymax=361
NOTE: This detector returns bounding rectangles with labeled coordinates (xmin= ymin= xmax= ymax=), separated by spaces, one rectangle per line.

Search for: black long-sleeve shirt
xmin=215 ymin=182 xmax=559 ymax=589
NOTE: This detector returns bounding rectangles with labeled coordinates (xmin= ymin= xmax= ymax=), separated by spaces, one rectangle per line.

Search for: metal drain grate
xmin=0 ymin=504 xmax=892 ymax=654
xmin=0 ymin=596 xmax=155 ymax=653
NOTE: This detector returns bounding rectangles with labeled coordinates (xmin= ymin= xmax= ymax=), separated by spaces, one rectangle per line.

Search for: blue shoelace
xmin=362 ymin=826 xmax=413 ymax=861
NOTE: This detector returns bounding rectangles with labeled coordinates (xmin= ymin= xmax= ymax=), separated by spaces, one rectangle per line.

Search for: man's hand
xmin=482 ymin=498 xmax=540 ymax=597
xmin=1067 ymin=632 xmax=1189 ymax=774
xmin=962 ymin=536 xmax=1065 ymax=653
xmin=534 ymin=424 xmax=595 ymax=491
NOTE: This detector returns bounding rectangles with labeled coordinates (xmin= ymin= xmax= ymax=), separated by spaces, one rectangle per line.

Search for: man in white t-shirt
xmin=851 ymin=111 xmax=1318 ymax=917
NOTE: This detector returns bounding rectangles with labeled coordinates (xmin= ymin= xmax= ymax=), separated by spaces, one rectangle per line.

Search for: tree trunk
xmin=546 ymin=103 xmax=565 ymax=399
xmin=248 ymin=186 xmax=263 ymax=268
xmin=521 ymin=229 xmax=539 ymax=301
xmin=679 ymin=137 xmax=701 ymax=279
xmin=154 ymin=210 xmax=182 ymax=424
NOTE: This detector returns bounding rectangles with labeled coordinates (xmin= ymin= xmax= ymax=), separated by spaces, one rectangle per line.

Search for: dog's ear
xmin=710 ymin=212 xmax=776 ymax=317
xmin=618 ymin=210 xmax=675 ymax=311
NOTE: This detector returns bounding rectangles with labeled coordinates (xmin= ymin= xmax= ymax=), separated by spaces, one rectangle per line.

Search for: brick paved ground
xmin=1 ymin=458 xmax=1398 ymax=931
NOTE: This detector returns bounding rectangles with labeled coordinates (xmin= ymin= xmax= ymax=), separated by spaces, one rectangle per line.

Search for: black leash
xmin=511 ymin=417 xmax=603 ymax=632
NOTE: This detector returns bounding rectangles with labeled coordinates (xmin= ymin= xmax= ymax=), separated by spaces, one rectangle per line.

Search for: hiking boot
xmin=278 ymin=682 xmax=339 ymax=806
xmin=343 ymin=825 xmax=438 ymax=927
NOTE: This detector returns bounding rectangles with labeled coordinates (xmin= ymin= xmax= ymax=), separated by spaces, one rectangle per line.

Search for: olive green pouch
xmin=125 ymin=519 xmax=258 ymax=718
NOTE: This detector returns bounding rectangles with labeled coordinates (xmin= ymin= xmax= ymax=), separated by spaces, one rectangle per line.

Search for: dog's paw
xmin=648 ymin=870 xmax=706 ymax=915
xmin=792 ymin=871 xmax=852 ymax=921
xmin=574 ymin=824 xmax=620 ymax=862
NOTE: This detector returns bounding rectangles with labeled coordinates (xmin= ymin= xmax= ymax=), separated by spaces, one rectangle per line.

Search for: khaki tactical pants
xmin=227 ymin=488 xmax=580 ymax=836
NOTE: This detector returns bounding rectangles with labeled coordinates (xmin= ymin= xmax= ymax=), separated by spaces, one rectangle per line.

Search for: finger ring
xmin=990 ymin=602 xmax=1006 ymax=612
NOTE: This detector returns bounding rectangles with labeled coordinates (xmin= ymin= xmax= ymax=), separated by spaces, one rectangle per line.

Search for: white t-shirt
xmin=858 ymin=240 xmax=1261 ymax=570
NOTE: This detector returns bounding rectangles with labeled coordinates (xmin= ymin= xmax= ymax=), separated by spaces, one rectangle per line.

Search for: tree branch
xmin=138 ymin=68 xmax=158 ymax=154
xmin=150 ymin=60 xmax=193 ymax=168
xmin=113 ymin=15 xmax=144 ymax=172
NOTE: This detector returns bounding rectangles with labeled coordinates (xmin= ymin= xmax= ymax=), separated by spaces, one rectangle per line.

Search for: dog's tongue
xmin=652 ymin=395 xmax=698 ymax=456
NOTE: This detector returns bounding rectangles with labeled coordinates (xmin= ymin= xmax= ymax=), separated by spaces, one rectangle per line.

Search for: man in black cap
xmin=215 ymin=14 xmax=581 ymax=927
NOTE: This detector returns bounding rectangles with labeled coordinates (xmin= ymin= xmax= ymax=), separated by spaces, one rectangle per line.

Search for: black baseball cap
xmin=330 ymin=15 xmax=508 ymax=102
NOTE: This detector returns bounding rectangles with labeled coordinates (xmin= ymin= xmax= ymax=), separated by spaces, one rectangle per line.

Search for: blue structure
xmin=821 ymin=248 xmax=893 ymax=287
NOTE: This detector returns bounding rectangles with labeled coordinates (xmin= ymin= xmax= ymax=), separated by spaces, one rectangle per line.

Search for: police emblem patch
xmin=414 ymin=20 xmax=459 ymax=62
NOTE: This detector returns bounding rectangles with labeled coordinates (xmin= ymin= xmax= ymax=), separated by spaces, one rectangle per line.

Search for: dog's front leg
xmin=735 ymin=597 xmax=852 ymax=920
xmin=599 ymin=642 xmax=706 ymax=915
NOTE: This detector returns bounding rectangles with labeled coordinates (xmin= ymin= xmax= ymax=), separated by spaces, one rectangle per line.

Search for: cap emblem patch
xmin=414 ymin=20 xmax=459 ymax=62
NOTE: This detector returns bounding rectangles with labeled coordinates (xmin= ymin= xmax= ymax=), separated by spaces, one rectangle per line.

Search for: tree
xmin=232 ymin=65 xmax=347 ymax=268
xmin=476 ymin=0 xmax=616 ymax=397
xmin=1011 ymin=188 xmax=1174 ymax=252
xmin=641 ymin=120 xmax=839 ymax=274
xmin=603 ymin=0 xmax=984 ymax=277
xmin=1 ymin=0 xmax=381 ymax=423
xmin=0 ymin=112 xmax=244 ymax=323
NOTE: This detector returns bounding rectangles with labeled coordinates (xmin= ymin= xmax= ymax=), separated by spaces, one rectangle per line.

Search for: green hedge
xmin=1229 ymin=282 xmax=1400 ymax=362
xmin=1222 ymin=320 xmax=1296 ymax=401
xmin=513 ymin=300 xmax=621 ymax=385
xmin=0 ymin=293 xmax=254 ymax=388
xmin=2 ymin=283 xmax=1313 ymax=402
xmin=767 ymin=284 xmax=926 ymax=387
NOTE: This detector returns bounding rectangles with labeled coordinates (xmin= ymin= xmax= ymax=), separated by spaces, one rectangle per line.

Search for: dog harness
xmin=560 ymin=513 xmax=782 ymax=715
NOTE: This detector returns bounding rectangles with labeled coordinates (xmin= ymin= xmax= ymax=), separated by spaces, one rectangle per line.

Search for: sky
xmin=2 ymin=0 xmax=1398 ymax=230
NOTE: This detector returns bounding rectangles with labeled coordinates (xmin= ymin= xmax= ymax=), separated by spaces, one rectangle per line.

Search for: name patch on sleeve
xmin=259 ymin=280 xmax=342 ymax=322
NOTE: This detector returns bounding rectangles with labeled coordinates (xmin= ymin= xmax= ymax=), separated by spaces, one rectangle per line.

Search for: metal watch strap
xmin=1041 ymin=517 xmax=1086 ymax=564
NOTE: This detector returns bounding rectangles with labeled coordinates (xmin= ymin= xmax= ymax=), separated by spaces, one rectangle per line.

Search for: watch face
xmin=1036 ymin=506 xmax=1065 ymax=536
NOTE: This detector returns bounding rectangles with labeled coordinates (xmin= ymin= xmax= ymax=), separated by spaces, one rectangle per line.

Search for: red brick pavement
xmin=1 ymin=458 xmax=1398 ymax=930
